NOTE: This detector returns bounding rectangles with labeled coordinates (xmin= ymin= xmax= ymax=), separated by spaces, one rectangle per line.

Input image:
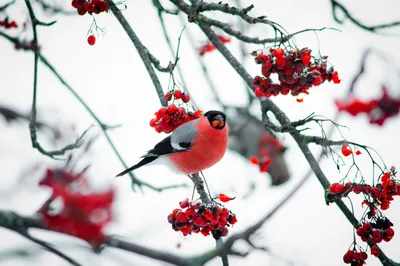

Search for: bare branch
xmin=330 ymin=0 xmax=400 ymax=32
xmin=107 ymin=0 xmax=168 ymax=107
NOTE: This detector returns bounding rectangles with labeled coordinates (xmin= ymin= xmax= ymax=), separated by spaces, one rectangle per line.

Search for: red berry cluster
xmin=38 ymin=168 xmax=114 ymax=248
xmin=329 ymin=172 xmax=400 ymax=211
xmin=343 ymin=249 xmax=368 ymax=265
xmin=150 ymin=90 xmax=200 ymax=133
xmin=252 ymin=47 xmax=340 ymax=98
xmin=0 ymin=17 xmax=18 ymax=29
xmin=328 ymin=172 xmax=399 ymax=264
xmin=358 ymin=172 xmax=400 ymax=211
xmin=335 ymin=85 xmax=400 ymax=126
xmin=167 ymin=198 xmax=237 ymax=240
xmin=356 ymin=220 xmax=394 ymax=243
xmin=71 ymin=0 xmax=109 ymax=16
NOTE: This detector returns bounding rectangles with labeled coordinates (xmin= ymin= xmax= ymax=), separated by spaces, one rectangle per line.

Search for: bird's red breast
xmin=168 ymin=116 xmax=228 ymax=174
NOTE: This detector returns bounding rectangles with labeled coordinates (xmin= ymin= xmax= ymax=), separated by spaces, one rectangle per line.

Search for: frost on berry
xmin=167 ymin=199 xmax=237 ymax=240
xmin=252 ymin=47 xmax=340 ymax=99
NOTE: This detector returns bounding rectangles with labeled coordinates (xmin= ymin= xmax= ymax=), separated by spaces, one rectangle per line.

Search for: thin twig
xmin=0 ymin=31 xmax=188 ymax=193
xmin=330 ymin=0 xmax=400 ymax=32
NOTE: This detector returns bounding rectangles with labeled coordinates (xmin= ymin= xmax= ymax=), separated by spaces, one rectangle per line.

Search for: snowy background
xmin=1 ymin=0 xmax=400 ymax=265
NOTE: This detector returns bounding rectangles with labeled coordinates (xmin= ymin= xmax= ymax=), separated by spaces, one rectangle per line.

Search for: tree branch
xmin=330 ymin=0 xmax=400 ymax=32
xmin=107 ymin=0 xmax=168 ymax=107
xmin=170 ymin=2 xmax=398 ymax=264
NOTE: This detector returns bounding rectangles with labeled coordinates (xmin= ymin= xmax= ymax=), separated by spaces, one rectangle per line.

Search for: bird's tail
xmin=115 ymin=156 xmax=158 ymax=177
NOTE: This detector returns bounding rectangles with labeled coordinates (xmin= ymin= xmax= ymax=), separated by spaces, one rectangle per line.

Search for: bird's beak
xmin=212 ymin=115 xmax=225 ymax=127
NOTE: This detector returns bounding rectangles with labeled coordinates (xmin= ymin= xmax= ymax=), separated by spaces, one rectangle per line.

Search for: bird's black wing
xmin=144 ymin=135 xmax=191 ymax=157
xmin=115 ymin=135 xmax=191 ymax=177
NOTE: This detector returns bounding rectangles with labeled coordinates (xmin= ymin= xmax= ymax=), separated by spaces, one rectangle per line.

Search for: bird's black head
xmin=204 ymin=110 xmax=227 ymax=130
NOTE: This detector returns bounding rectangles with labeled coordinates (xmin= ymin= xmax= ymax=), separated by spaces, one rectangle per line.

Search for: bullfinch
xmin=116 ymin=110 xmax=228 ymax=176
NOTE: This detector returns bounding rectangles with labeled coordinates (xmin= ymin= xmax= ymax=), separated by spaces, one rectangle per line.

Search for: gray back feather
xmin=171 ymin=118 xmax=199 ymax=150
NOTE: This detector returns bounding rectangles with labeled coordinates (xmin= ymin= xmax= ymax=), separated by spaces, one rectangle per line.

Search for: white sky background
xmin=1 ymin=0 xmax=400 ymax=265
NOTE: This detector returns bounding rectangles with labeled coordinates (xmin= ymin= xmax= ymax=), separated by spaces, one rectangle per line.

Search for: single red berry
xmin=176 ymin=211 xmax=187 ymax=223
xmin=360 ymin=252 xmax=368 ymax=261
xmin=272 ymin=48 xmax=284 ymax=58
xmin=165 ymin=92 xmax=172 ymax=101
xmin=332 ymin=71 xmax=341 ymax=83
xmin=371 ymin=246 xmax=379 ymax=257
xmin=353 ymin=252 xmax=362 ymax=261
xmin=220 ymin=208 xmax=229 ymax=218
xmin=385 ymin=227 xmax=395 ymax=237
xmin=200 ymin=226 xmax=211 ymax=236
xmin=167 ymin=214 xmax=175 ymax=224
xmin=255 ymin=88 xmax=264 ymax=98
xmin=156 ymin=107 xmax=167 ymax=120
xmin=219 ymin=216 xmax=227 ymax=227
xmin=276 ymin=56 xmax=286 ymax=69
xmin=167 ymin=104 xmax=178 ymax=114
xmin=185 ymin=208 xmax=196 ymax=220
xmin=87 ymin=35 xmax=96 ymax=45
xmin=356 ymin=227 xmax=365 ymax=237
xmin=219 ymin=227 xmax=229 ymax=237
xmin=300 ymin=53 xmax=311 ymax=66
xmin=363 ymin=223 xmax=372 ymax=234
xmin=149 ymin=118 xmax=157 ymax=127
xmin=71 ymin=0 xmax=78 ymax=8
xmin=213 ymin=205 xmax=222 ymax=215
xmin=179 ymin=198 xmax=189 ymax=209
xmin=172 ymin=208 xmax=181 ymax=216
xmin=329 ymin=183 xmax=344 ymax=194
xmin=203 ymin=209 xmax=213 ymax=221
xmin=380 ymin=201 xmax=390 ymax=210
xmin=181 ymin=94 xmax=190 ymax=103
xmin=193 ymin=215 xmax=206 ymax=226
xmin=381 ymin=172 xmax=391 ymax=184
xmin=174 ymin=90 xmax=182 ymax=99
xmin=194 ymin=110 xmax=202 ymax=118
xmin=372 ymin=230 xmax=383 ymax=243
xmin=228 ymin=214 xmax=237 ymax=225
xmin=312 ymin=76 xmax=323 ymax=86
xmin=353 ymin=185 xmax=362 ymax=194
xmin=355 ymin=150 xmax=362 ymax=155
